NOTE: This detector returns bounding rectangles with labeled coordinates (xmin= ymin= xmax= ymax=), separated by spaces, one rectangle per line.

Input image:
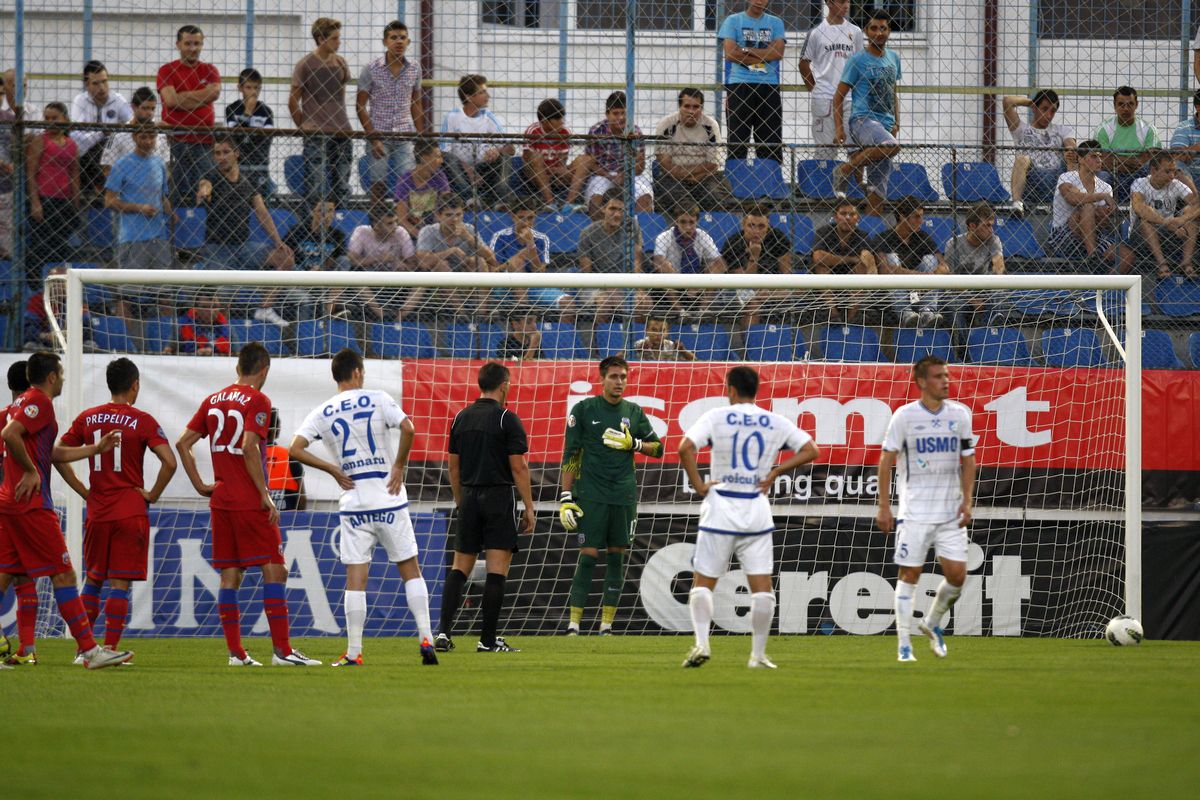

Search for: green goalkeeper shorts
xmin=576 ymin=499 xmax=637 ymax=550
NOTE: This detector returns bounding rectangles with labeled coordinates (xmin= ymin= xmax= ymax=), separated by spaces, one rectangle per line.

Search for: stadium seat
xmin=1189 ymin=332 xmax=1200 ymax=368
xmin=173 ymin=207 xmax=206 ymax=250
xmin=886 ymin=162 xmax=939 ymax=202
xmin=770 ymin=213 xmax=815 ymax=254
xmin=369 ymin=321 xmax=436 ymax=359
xmin=793 ymin=328 xmax=810 ymax=360
xmin=857 ymin=215 xmax=889 ymax=240
xmin=796 ymin=159 xmax=864 ymax=200
xmin=536 ymin=212 xmax=591 ymax=254
xmin=466 ymin=211 xmax=512 ymax=248
xmin=593 ymin=321 xmax=629 ymax=356
xmin=1039 ymin=327 xmax=1105 ymax=368
xmin=698 ymin=212 xmax=741 ymax=249
xmin=1153 ymin=277 xmax=1200 ymax=317
xmin=332 ymin=210 xmax=368 ymax=244
xmin=965 ymin=326 xmax=1033 ymax=366
xmin=637 ymin=212 xmax=669 ymax=252
xmin=292 ymin=319 xmax=327 ymax=357
xmin=89 ymin=315 xmax=132 ymax=352
xmin=248 ymin=209 xmax=298 ymax=246
xmin=475 ymin=322 xmax=506 ymax=358
xmin=993 ymin=216 xmax=1045 ymax=260
xmin=1011 ymin=289 xmax=1078 ymax=318
xmin=284 ymin=155 xmax=306 ymax=196
xmin=942 ymin=161 xmax=1011 ymax=203
xmin=1096 ymin=289 xmax=1151 ymax=320
xmin=356 ymin=156 xmax=372 ymax=194
xmin=893 ymin=327 xmax=953 ymax=364
xmin=230 ymin=318 xmax=285 ymax=357
xmin=726 ymin=158 xmax=789 ymax=200
xmin=328 ymin=318 xmax=361 ymax=354
xmin=0 ymin=260 xmax=13 ymax=303
xmin=539 ymin=321 xmax=588 ymax=359
xmin=675 ymin=323 xmax=734 ymax=360
xmin=815 ymin=324 xmax=881 ymax=362
xmin=922 ymin=216 xmax=958 ymax=252
xmin=744 ymin=323 xmax=795 ymax=362
xmin=443 ymin=323 xmax=477 ymax=358
xmin=86 ymin=208 xmax=116 ymax=250
xmin=1139 ymin=329 xmax=1183 ymax=370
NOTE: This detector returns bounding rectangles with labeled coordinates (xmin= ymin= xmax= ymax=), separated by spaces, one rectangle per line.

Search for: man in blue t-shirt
xmin=104 ymin=124 xmax=173 ymax=270
xmin=717 ymin=1 xmax=786 ymax=163
xmin=831 ymin=8 xmax=902 ymax=219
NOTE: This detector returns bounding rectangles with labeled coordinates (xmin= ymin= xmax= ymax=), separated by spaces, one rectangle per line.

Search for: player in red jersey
xmin=0 ymin=351 xmax=133 ymax=669
xmin=0 ymin=360 xmax=37 ymax=666
xmin=175 ymin=342 xmax=320 ymax=667
xmin=57 ymin=358 xmax=177 ymax=660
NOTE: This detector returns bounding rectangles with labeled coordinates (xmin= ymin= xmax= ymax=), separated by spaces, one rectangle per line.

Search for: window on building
xmin=483 ymin=1 xmax=559 ymax=29
xmin=1039 ymin=0 xmax=1183 ymax=40
xmin=577 ymin=0 xmax=694 ymax=31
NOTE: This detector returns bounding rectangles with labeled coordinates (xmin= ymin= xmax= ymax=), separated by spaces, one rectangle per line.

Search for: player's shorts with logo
xmin=338 ymin=504 xmax=418 ymax=564
xmin=0 ymin=509 xmax=73 ymax=578
xmin=577 ymin=498 xmax=636 ymax=549
xmin=85 ymin=515 xmax=151 ymax=581
xmin=210 ymin=507 xmax=285 ymax=569
xmin=892 ymin=519 xmax=968 ymax=567
xmin=456 ymin=485 xmax=519 ymax=553
xmin=693 ymin=488 xmax=774 ymax=576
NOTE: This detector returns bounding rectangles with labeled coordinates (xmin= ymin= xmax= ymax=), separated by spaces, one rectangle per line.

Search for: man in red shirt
xmin=1 ymin=360 xmax=37 ymax=666
xmin=0 ymin=352 xmax=132 ymax=669
xmin=520 ymin=98 xmax=590 ymax=212
xmin=57 ymin=358 xmax=177 ymax=659
xmin=176 ymin=342 xmax=320 ymax=667
xmin=158 ymin=24 xmax=220 ymax=207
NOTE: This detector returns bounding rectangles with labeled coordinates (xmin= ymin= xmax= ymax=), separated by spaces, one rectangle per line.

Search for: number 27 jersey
xmin=186 ymin=383 xmax=272 ymax=511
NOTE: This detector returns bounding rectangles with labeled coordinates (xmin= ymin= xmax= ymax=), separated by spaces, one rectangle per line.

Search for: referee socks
xmin=439 ymin=569 xmax=468 ymax=637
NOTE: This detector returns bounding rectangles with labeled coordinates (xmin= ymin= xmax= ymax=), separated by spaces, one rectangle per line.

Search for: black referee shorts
xmin=456 ymin=485 xmax=519 ymax=554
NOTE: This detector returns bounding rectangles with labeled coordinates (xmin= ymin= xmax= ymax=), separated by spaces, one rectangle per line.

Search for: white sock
xmin=405 ymin=577 xmax=433 ymax=643
xmin=344 ymin=590 xmax=367 ymax=659
xmin=750 ymin=592 xmax=775 ymax=660
xmin=688 ymin=587 xmax=713 ymax=650
xmin=894 ymin=580 xmax=917 ymax=650
xmin=925 ymin=579 xmax=962 ymax=630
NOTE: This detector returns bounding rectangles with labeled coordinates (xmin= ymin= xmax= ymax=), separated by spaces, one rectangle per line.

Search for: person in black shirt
xmin=720 ymin=204 xmax=793 ymax=326
xmin=436 ymin=362 xmax=535 ymax=653
xmin=497 ymin=314 xmax=542 ymax=361
xmin=811 ymin=198 xmax=877 ymax=322
xmin=872 ymin=196 xmax=949 ymax=327
xmin=225 ymin=68 xmax=275 ymax=198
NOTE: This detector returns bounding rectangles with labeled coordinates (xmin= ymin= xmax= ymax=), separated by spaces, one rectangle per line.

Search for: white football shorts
xmin=892 ymin=519 xmax=968 ymax=567
xmin=338 ymin=505 xmax=418 ymax=565
xmin=692 ymin=531 xmax=773 ymax=578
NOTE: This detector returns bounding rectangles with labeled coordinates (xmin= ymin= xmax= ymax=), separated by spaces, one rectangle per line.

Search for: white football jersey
xmin=296 ymin=388 xmax=408 ymax=512
xmin=683 ymin=403 xmax=813 ymax=535
xmin=800 ymin=19 xmax=864 ymax=100
xmin=881 ymin=399 xmax=976 ymax=524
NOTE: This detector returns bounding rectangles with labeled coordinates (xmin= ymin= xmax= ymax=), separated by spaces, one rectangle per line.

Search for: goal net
xmin=37 ymin=266 xmax=1140 ymax=641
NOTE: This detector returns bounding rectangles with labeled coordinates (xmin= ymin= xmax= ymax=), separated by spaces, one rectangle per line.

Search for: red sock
xmin=218 ymin=588 xmax=246 ymax=660
xmin=103 ymin=589 xmax=129 ymax=649
xmin=54 ymin=587 xmax=97 ymax=653
xmin=263 ymin=583 xmax=291 ymax=655
xmin=14 ymin=582 xmax=37 ymax=653
xmin=81 ymin=583 xmax=102 ymax=629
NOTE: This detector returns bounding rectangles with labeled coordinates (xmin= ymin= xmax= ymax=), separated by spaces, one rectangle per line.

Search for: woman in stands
xmin=25 ymin=101 xmax=80 ymax=288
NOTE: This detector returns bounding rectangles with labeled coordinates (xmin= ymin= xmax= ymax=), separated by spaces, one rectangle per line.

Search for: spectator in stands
xmin=357 ymin=20 xmax=426 ymax=205
xmin=266 ymin=408 xmax=306 ymax=512
xmin=832 ymin=9 xmax=901 ymax=220
xmin=943 ymin=202 xmax=1005 ymax=327
xmin=650 ymin=200 xmax=727 ymax=318
xmin=104 ymin=124 xmax=173 ymax=271
xmin=653 ymin=89 xmax=730 ymax=210
xmin=1129 ymin=150 xmax=1199 ymax=279
xmin=498 ymin=314 xmax=542 ymax=360
xmin=70 ymin=60 xmax=132 ymax=202
xmin=0 ymin=69 xmax=17 ymax=260
xmin=347 ymin=203 xmax=424 ymax=321
xmin=290 ymin=18 xmax=353 ymax=210
xmin=718 ymin=0 xmax=786 ymax=163
xmin=440 ymin=74 xmax=512 ymax=209
xmin=176 ymin=291 xmax=230 ymax=356
xmin=1170 ymin=89 xmax=1200 ymax=191
xmin=489 ymin=195 xmax=572 ymax=314
xmin=1095 ymin=86 xmax=1160 ymax=202
xmin=520 ymin=98 xmax=590 ymax=213
xmin=578 ymin=188 xmax=643 ymax=319
xmin=196 ymin=134 xmax=292 ymax=270
xmin=416 ymin=192 xmax=496 ymax=273
xmin=585 ymin=91 xmax=653 ymax=216
xmin=394 ymin=139 xmax=450 ymax=239
xmin=1050 ymin=139 xmax=1133 ymax=274
xmin=873 ymin=196 xmax=947 ymax=327
xmin=721 ymin=204 xmax=792 ymax=275
xmin=101 ymin=87 xmax=170 ymax=176
xmin=1003 ymin=90 xmax=1077 ymax=217
xmin=285 ymin=199 xmax=344 ymax=272
xmin=158 ymin=24 xmax=220 ymax=207
xmin=629 ymin=318 xmax=696 ymax=361
xmin=225 ymin=68 xmax=275 ymax=198
xmin=799 ymin=0 xmax=863 ymax=153
xmin=26 ymin=102 xmax=79 ymax=287
xmin=811 ymin=198 xmax=875 ymax=322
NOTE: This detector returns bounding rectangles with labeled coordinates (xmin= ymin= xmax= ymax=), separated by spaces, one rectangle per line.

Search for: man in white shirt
xmin=1129 ymin=150 xmax=1200 ymax=278
xmin=653 ymin=89 xmax=730 ymax=209
xmin=439 ymin=74 xmax=512 ymax=209
xmin=1002 ymin=90 xmax=1076 ymax=217
xmin=799 ymin=0 xmax=863 ymax=150
xmin=1049 ymin=140 xmax=1133 ymax=273
xmin=100 ymin=87 xmax=171 ymax=175
xmin=71 ymin=60 xmax=133 ymax=200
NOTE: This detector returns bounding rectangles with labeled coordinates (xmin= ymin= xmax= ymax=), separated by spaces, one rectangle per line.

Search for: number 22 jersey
xmin=186 ymin=383 xmax=272 ymax=511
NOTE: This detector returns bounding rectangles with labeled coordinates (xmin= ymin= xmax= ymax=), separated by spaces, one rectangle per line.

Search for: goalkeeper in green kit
xmin=559 ymin=356 xmax=663 ymax=634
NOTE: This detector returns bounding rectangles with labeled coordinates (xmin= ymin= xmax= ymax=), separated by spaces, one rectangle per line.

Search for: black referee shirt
xmin=448 ymin=398 xmax=529 ymax=487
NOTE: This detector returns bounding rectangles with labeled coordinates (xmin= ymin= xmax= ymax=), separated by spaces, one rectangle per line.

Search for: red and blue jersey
xmin=0 ymin=387 xmax=57 ymax=514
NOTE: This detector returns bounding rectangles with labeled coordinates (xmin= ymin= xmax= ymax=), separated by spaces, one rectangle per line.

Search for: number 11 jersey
xmin=186 ymin=383 xmax=272 ymax=511
xmin=60 ymin=402 xmax=168 ymax=522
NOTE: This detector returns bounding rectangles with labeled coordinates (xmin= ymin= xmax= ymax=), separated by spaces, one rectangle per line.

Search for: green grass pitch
xmin=5 ymin=636 xmax=1198 ymax=799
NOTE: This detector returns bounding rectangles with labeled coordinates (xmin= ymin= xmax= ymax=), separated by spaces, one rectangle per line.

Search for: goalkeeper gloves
xmin=559 ymin=492 xmax=584 ymax=532
xmin=602 ymin=423 xmax=642 ymax=452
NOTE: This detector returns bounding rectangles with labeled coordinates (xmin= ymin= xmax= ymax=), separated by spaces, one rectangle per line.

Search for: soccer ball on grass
xmin=1105 ymin=615 xmax=1144 ymax=646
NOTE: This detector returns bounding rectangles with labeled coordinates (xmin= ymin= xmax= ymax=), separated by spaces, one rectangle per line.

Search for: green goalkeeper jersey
xmin=562 ymin=396 xmax=662 ymax=505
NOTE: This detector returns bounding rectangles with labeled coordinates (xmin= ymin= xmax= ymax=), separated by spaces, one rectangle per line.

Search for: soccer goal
xmin=46 ymin=266 xmax=1141 ymax=640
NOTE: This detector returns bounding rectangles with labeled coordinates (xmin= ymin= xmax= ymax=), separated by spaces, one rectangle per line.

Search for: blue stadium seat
xmin=625 ymin=322 xmax=647 ymax=358
xmin=1096 ymin=289 xmax=1151 ymax=320
xmin=993 ymin=216 xmax=1045 ymax=259
xmin=893 ymin=327 xmax=953 ymax=364
xmin=173 ymin=207 xmax=207 ymax=250
xmin=328 ymin=318 xmax=361 ymax=354
xmin=444 ymin=323 xmax=477 ymax=358
xmin=475 ymin=322 xmax=506 ymax=358
xmin=536 ymin=212 xmax=591 ymax=254
xmin=886 ymin=162 xmax=939 ymax=202
xmin=1190 ymin=332 xmax=1200 ymax=369
xmin=942 ymin=161 xmax=1011 ymax=203
xmin=1039 ymin=327 xmax=1105 ymax=368
xmin=770 ymin=213 xmax=815 ymax=254
xmin=1011 ymin=289 xmax=1077 ymax=318
xmin=0 ymin=260 xmax=13 ymax=304
xmin=370 ymin=321 xmax=436 ymax=359
xmin=539 ymin=321 xmax=588 ymax=358
xmin=1153 ymin=277 xmax=1200 ymax=317
xmin=793 ymin=328 xmax=810 ymax=360
xmin=675 ymin=323 xmax=734 ymax=360
xmin=816 ymin=324 xmax=881 ymax=362
xmin=697 ymin=212 xmax=741 ymax=249
xmin=744 ymin=323 xmax=794 ymax=362
xmin=356 ymin=155 xmax=372 ymax=194
xmin=966 ymin=326 xmax=1033 ymax=366
xmin=284 ymin=155 xmax=306 ymax=196
xmin=332 ymin=210 xmax=369 ymax=244
xmin=86 ymin=208 xmax=116 ymax=250
xmin=248 ymin=209 xmax=298 ymax=246
xmin=293 ymin=319 xmax=327 ymax=357
xmin=89 ymin=315 xmax=132 ymax=352
xmin=230 ymin=318 xmax=285 ymax=357
xmin=1139 ymin=329 xmax=1183 ymax=370
xmin=726 ymin=158 xmax=789 ymax=200
xmin=593 ymin=322 xmax=629 ymax=357
xmin=466 ymin=212 xmax=512 ymax=248
xmin=637 ymin=212 xmax=669 ymax=252
xmin=857 ymin=215 xmax=889 ymax=240
xmin=796 ymin=159 xmax=864 ymax=200
xmin=922 ymin=216 xmax=958 ymax=252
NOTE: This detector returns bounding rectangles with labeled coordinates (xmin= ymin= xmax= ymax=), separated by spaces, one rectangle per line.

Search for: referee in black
xmin=435 ymin=362 xmax=535 ymax=653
